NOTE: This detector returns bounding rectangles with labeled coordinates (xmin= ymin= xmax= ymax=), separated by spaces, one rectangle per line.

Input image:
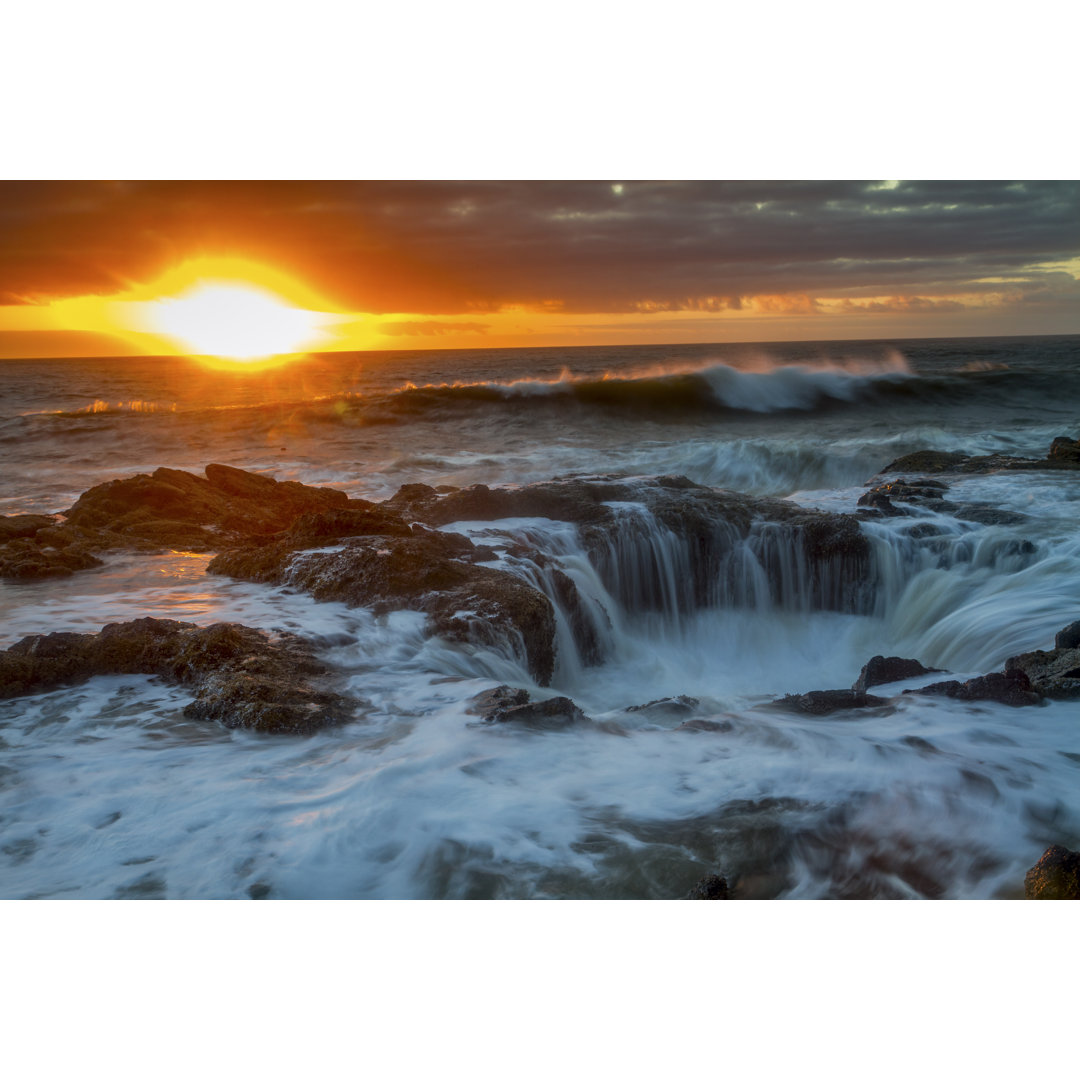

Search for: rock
xmin=0 ymin=514 xmax=57 ymax=542
xmin=686 ymin=874 xmax=730 ymax=899
xmin=1047 ymin=436 xmax=1080 ymax=465
xmin=1024 ymin=845 xmax=1080 ymax=899
xmin=1054 ymin=621 xmax=1080 ymax=650
xmin=466 ymin=685 xmax=589 ymax=729
xmin=211 ymin=532 xmax=559 ymax=684
xmin=883 ymin=436 xmax=1080 ymax=477
xmin=908 ymin=669 xmax=1042 ymax=707
xmin=466 ymin=685 xmax=530 ymax=716
xmin=857 ymin=479 xmax=951 ymax=516
xmin=774 ymin=689 xmax=890 ymax=715
xmin=1004 ymin=646 xmax=1080 ymax=699
xmin=0 ymin=539 xmax=104 ymax=579
xmin=882 ymin=451 xmax=970 ymax=473
xmin=953 ymin=505 xmax=1028 ymax=526
xmin=491 ymin=696 xmax=591 ymax=729
xmin=626 ymin=695 xmax=700 ymax=717
xmin=0 ymin=618 xmax=353 ymax=734
xmin=675 ymin=718 xmax=735 ymax=733
xmin=0 ymin=464 xmax=358 ymax=580
xmin=853 ymin=655 xmax=942 ymax=694
xmin=389 ymin=474 xmax=873 ymax=614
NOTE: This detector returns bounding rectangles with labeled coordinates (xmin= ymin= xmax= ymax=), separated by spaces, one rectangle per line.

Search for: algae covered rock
xmin=1024 ymin=845 xmax=1080 ymax=899
xmin=0 ymin=617 xmax=354 ymax=734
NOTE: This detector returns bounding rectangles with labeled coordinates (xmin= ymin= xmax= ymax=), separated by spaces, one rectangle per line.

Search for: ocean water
xmin=1 ymin=335 xmax=1079 ymax=899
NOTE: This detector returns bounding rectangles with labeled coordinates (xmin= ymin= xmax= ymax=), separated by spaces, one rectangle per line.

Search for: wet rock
xmin=884 ymin=436 xmax=1080 ymax=476
xmin=466 ymin=685 xmax=590 ymax=729
xmin=1054 ymin=621 xmax=1080 ymax=650
xmin=857 ymin=478 xmax=951 ymax=517
xmin=0 ymin=539 xmax=104 ymax=579
xmin=626 ymin=695 xmax=700 ymax=718
xmin=389 ymin=474 xmax=873 ymax=614
xmin=466 ymin=684 xmax=530 ymax=716
xmin=283 ymin=506 xmax=413 ymax=545
xmin=853 ymin=655 xmax=942 ymax=695
xmin=490 ymin=696 xmax=591 ymax=729
xmin=1004 ymin=645 xmax=1080 ymax=699
xmin=1047 ymin=436 xmax=1080 ymax=465
xmin=774 ymin=689 xmax=890 ymax=715
xmin=1024 ymin=845 xmax=1080 ymax=899
xmin=0 ymin=617 xmax=353 ymax=734
xmin=882 ymin=451 xmax=970 ymax=474
xmin=953 ymin=505 xmax=1028 ymax=526
xmin=908 ymin=669 xmax=1042 ymax=707
xmin=675 ymin=718 xmax=735 ymax=733
xmin=0 ymin=464 xmax=358 ymax=579
xmin=0 ymin=514 xmax=57 ymax=542
xmin=210 ymin=532 xmax=558 ymax=684
xmin=686 ymin=874 xmax=730 ymax=899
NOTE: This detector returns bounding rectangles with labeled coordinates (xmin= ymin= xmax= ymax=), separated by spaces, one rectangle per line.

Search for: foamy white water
xmin=2 ymin=336 xmax=1080 ymax=897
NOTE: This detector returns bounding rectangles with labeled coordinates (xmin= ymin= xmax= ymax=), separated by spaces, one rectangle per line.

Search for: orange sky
xmin=2 ymin=181 xmax=1078 ymax=359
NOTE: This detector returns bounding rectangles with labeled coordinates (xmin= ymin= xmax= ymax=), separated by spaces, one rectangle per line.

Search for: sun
xmin=147 ymin=283 xmax=330 ymax=360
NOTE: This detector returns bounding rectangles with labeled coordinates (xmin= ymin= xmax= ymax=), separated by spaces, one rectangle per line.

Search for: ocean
xmin=2 ymin=334 xmax=1079 ymax=898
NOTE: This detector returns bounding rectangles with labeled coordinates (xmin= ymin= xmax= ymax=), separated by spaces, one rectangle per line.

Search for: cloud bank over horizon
xmin=1 ymin=181 xmax=1078 ymax=351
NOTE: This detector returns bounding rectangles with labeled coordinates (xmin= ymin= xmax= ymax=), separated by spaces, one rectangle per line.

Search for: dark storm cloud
xmin=0 ymin=180 xmax=1077 ymax=313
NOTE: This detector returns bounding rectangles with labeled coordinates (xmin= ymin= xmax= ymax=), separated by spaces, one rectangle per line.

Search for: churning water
xmin=2 ymin=335 xmax=1079 ymax=898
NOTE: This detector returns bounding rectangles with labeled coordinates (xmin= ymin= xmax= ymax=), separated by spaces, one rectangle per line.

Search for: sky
xmin=1 ymin=179 xmax=1078 ymax=358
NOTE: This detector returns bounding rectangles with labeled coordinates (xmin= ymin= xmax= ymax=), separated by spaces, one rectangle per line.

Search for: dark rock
xmin=626 ymin=695 xmax=700 ymax=717
xmin=0 ymin=514 xmax=57 ymax=542
xmin=908 ymin=669 xmax=1042 ymax=707
xmin=883 ymin=451 xmax=970 ymax=474
xmin=0 ymin=539 xmax=104 ymax=579
xmin=466 ymin=685 xmax=530 ymax=717
xmin=491 ymin=696 xmax=591 ymax=729
xmin=857 ymin=479 xmax=951 ymax=517
xmin=1024 ymin=845 xmax=1080 ymax=899
xmin=1004 ymin=646 xmax=1080 ymax=699
xmin=953 ymin=505 xmax=1028 ymax=526
xmin=466 ymin=685 xmax=589 ymax=729
xmin=211 ymin=533 xmax=558 ymax=684
xmin=0 ymin=464 xmax=358 ymax=580
xmin=0 ymin=618 xmax=353 ymax=734
xmin=675 ymin=718 xmax=735 ymax=733
xmin=1047 ymin=437 xmax=1080 ymax=465
xmin=883 ymin=436 xmax=1080 ymax=477
xmin=687 ymin=874 xmax=730 ymax=899
xmin=1054 ymin=621 xmax=1080 ymax=650
xmin=853 ymin=655 xmax=942 ymax=695
xmin=774 ymin=689 xmax=890 ymax=715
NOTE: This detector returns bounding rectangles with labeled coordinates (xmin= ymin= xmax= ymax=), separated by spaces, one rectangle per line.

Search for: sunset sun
xmin=148 ymin=283 xmax=331 ymax=361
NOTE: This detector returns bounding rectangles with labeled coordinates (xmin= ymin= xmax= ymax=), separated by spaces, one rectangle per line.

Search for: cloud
xmin=377 ymin=320 xmax=490 ymax=337
xmin=0 ymin=181 xmax=1077 ymax=321
xmin=836 ymin=296 xmax=969 ymax=313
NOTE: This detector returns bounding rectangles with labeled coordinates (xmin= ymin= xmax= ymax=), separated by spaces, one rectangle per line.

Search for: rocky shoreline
xmin=2 ymin=435 xmax=1079 ymax=897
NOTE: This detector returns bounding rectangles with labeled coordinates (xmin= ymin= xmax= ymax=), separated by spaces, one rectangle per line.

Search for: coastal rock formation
xmin=465 ymin=684 xmax=590 ymax=729
xmin=210 ymin=528 xmax=559 ymax=684
xmin=1024 ymin=845 xmax=1080 ymax=900
xmin=0 ymin=464 xmax=356 ymax=579
xmin=774 ymin=689 xmax=891 ymax=716
xmin=206 ymin=471 xmax=877 ymax=683
xmin=883 ymin=435 xmax=1080 ymax=475
xmin=853 ymin=655 xmax=942 ymax=694
xmin=686 ymin=874 xmax=730 ymax=899
xmin=1004 ymin=645 xmax=1080 ymax=699
xmin=907 ymin=669 xmax=1042 ymax=708
xmin=856 ymin=477 xmax=1027 ymax=525
xmin=771 ymin=654 xmax=940 ymax=715
xmin=392 ymin=474 xmax=874 ymax=614
xmin=0 ymin=618 xmax=354 ymax=734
